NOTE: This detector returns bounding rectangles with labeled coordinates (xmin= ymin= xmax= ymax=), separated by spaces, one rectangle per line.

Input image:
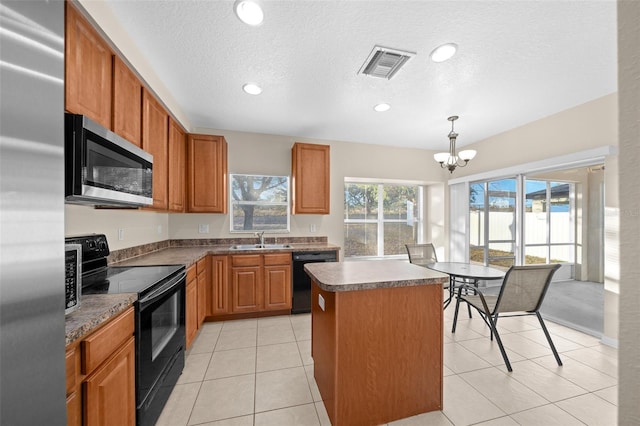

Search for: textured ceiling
xmin=103 ymin=0 xmax=617 ymax=150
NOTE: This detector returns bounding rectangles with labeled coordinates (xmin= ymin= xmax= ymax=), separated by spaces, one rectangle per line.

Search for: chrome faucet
xmin=255 ymin=231 xmax=265 ymax=246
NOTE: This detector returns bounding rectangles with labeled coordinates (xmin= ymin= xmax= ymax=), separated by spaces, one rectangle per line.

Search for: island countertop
xmin=305 ymin=260 xmax=448 ymax=292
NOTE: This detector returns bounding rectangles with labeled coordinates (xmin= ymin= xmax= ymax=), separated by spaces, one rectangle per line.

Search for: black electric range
xmin=66 ymin=234 xmax=186 ymax=426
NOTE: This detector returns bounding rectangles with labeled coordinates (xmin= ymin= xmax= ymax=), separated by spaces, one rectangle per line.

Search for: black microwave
xmin=65 ymin=113 xmax=153 ymax=207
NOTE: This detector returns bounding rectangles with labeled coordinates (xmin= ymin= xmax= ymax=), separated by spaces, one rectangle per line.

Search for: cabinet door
xmin=185 ymin=267 xmax=198 ymax=349
xmin=112 ymin=56 xmax=142 ymax=147
xmin=291 ymin=142 xmax=330 ymax=214
xmin=264 ymin=264 xmax=292 ymax=310
xmin=65 ymin=2 xmax=113 ymax=129
xmin=197 ymin=257 xmax=209 ymax=326
xmin=142 ymin=89 xmax=169 ymax=210
xmin=168 ymin=118 xmax=186 ymax=212
xmin=84 ymin=337 xmax=135 ymax=426
xmin=187 ymin=134 xmax=228 ymax=213
xmin=231 ymin=266 xmax=262 ymax=312
xmin=210 ymin=255 xmax=230 ymax=316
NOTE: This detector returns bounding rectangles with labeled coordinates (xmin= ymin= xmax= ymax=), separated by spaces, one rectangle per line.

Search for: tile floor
xmin=157 ymin=303 xmax=618 ymax=426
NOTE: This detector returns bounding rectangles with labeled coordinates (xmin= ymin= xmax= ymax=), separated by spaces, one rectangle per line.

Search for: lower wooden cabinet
xmin=84 ymin=337 xmax=136 ymax=426
xmin=196 ymin=257 xmax=209 ymax=326
xmin=230 ymin=253 xmax=292 ymax=314
xmin=210 ymin=255 xmax=230 ymax=316
xmin=66 ymin=306 xmax=135 ymax=426
xmin=231 ymin=255 xmax=262 ymax=313
xmin=185 ymin=265 xmax=198 ymax=349
xmin=264 ymin=253 xmax=292 ymax=311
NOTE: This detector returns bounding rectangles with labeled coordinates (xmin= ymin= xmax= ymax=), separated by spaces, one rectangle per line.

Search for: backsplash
xmin=107 ymin=236 xmax=329 ymax=264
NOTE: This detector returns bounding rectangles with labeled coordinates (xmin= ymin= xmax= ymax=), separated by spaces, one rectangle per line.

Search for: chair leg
xmin=536 ymin=312 xmax=563 ymax=366
xmin=487 ymin=313 xmax=512 ymax=372
xmin=452 ymin=291 xmax=462 ymax=333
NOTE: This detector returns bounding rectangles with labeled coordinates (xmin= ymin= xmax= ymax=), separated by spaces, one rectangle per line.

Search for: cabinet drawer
xmin=187 ymin=264 xmax=197 ymax=282
xmin=197 ymin=257 xmax=208 ymax=274
xmin=82 ymin=307 xmax=134 ymax=374
xmin=231 ymin=254 xmax=262 ymax=267
xmin=264 ymin=253 xmax=291 ymax=266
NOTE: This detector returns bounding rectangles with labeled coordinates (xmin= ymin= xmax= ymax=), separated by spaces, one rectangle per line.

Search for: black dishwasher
xmin=292 ymin=251 xmax=337 ymax=314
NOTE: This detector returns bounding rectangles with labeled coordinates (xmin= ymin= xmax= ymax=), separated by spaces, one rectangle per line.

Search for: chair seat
xmin=463 ymin=294 xmax=497 ymax=312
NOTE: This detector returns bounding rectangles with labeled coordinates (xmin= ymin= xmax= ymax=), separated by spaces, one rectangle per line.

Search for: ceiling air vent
xmin=358 ymin=45 xmax=416 ymax=80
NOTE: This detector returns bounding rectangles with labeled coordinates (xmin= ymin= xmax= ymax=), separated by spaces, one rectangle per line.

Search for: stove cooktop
xmin=82 ymin=264 xmax=184 ymax=296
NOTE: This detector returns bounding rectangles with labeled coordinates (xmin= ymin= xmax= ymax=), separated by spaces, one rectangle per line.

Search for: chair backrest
xmin=494 ymin=264 xmax=561 ymax=314
xmin=405 ymin=243 xmax=438 ymax=266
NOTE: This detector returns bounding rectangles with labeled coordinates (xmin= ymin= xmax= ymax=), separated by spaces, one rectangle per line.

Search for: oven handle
xmin=138 ymin=271 xmax=186 ymax=309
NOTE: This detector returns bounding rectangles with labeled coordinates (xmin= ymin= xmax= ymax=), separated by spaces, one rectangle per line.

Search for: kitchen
xmin=1 ymin=1 xmax=639 ymax=425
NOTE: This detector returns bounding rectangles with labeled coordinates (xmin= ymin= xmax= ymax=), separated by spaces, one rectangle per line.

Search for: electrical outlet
xmin=318 ymin=294 xmax=325 ymax=311
xmin=157 ymin=225 xmax=162 ymax=235
xmin=198 ymin=224 xmax=209 ymax=234
xmin=310 ymin=224 xmax=317 ymax=233
xmin=118 ymin=229 xmax=124 ymax=241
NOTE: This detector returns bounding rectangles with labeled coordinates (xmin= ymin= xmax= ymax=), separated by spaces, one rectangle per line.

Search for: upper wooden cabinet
xmin=168 ymin=118 xmax=186 ymax=212
xmin=65 ymin=2 xmax=113 ymax=129
xmin=187 ymin=134 xmax=228 ymax=213
xmin=142 ymin=89 xmax=169 ymax=210
xmin=291 ymin=142 xmax=330 ymax=214
xmin=112 ymin=56 xmax=142 ymax=147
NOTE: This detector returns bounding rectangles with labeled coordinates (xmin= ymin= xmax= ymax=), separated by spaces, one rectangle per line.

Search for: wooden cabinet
xmin=185 ymin=265 xmax=198 ymax=349
xmin=84 ymin=338 xmax=135 ymax=426
xmin=65 ymin=2 xmax=113 ymax=129
xmin=66 ymin=346 xmax=81 ymax=426
xmin=187 ymin=134 xmax=228 ymax=213
xmin=291 ymin=142 xmax=330 ymax=214
xmin=230 ymin=255 xmax=262 ymax=313
xmin=230 ymin=253 xmax=292 ymax=314
xmin=112 ymin=56 xmax=142 ymax=147
xmin=142 ymin=89 xmax=169 ymax=210
xmin=264 ymin=253 xmax=292 ymax=311
xmin=196 ymin=257 xmax=209 ymax=326
xmin=168 ymin=118 xmax=187 ymax=212
xmin=66 ymin=306 xmax=135 ymax=426
xmin=210 ymin=255 xmax=230 ymax=316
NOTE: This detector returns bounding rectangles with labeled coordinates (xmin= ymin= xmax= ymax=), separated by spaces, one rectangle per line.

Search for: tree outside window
xmin=344 ymin=181 xmax=423 ymax=257
xmin=230 ymin=174 xmax=289 ymax=232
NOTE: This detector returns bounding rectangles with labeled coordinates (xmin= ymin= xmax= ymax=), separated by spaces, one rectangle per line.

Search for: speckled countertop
xmin=305 ymin=260 xmax=448 ymax=292
xmin=113 ymin=243 xmax=340 ymax=268
xmin=65 ymin=293 xmax=137 ymax=346
xmin=65 ymin=242 xmax=339 ymax=345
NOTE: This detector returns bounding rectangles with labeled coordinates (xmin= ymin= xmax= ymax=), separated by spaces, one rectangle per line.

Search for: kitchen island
xmin=305 ymin=260 xmax=448 ymax=426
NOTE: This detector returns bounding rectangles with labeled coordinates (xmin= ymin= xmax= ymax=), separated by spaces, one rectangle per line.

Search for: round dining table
xmin=425 ymin=262 xmax=506 ymax=308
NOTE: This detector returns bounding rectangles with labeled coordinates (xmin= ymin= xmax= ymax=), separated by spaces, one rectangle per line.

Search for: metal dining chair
xmin=451 ymin=263 xmax=562 ymax=372
xmin=405 ymin=243 xmax=456 ymax=310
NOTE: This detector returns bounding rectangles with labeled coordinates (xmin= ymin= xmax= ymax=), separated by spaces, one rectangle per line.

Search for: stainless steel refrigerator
xmin=0 ymin=1 xmax=67 ymax=424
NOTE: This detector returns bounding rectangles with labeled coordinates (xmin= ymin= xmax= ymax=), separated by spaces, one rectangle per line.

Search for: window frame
xmin=343 ymin=179 xmax=425 ymax=259
xmin=229 ymin=173 xmax=291 ymax=233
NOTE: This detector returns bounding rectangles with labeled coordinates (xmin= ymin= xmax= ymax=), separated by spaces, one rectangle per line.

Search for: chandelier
xmin=433 ymin=115 xmax=476 ymax=173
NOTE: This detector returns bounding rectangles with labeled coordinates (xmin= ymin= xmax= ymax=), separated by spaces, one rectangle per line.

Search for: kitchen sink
xmin=230 ymin=244 xmax=293 ymax=250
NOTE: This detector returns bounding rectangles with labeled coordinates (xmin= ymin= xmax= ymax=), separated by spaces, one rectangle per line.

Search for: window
xmin=470 ymin=177 xmax=576 ymax=269
xmin=230 ymin=174 xmax=289 ymax=232
xmin=470 ymin=178 xmax=517 ymax=269
xmin=524 ymin=179 xmax=575 ymax=264
xmin=344 ymin=181 xmax=423 ymax=257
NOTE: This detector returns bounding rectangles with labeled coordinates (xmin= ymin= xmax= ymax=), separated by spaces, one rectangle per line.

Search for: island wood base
xmin=311 ymin=280 xmax=443 ymax=426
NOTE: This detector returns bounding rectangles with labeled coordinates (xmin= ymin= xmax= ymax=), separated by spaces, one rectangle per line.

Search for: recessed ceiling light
xmin=430 ymin=43 xmax=458 ymax=63
xmin=374 ymin=103 xmax=391 ymax=112
xmin=242 ymin=83 xmax=262 ymax=95
xmin=234 ymin=0 xmax=264 ymax=26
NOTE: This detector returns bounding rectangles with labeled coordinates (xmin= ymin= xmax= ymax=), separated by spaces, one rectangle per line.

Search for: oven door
xmin=136 ymin=270 xmax=186 ymax=426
